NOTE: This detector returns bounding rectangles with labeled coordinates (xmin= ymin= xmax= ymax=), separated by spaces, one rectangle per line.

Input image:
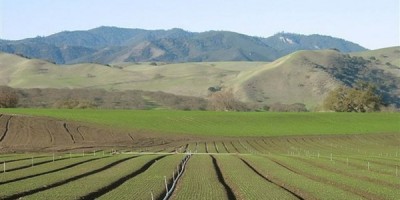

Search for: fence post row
xmin=162 ymin=153 xmax=191 ymax=200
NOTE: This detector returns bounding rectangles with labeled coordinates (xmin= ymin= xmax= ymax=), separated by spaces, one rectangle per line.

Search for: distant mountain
xmin=0 ymin=26 xmax=367 ymax=64
xmin=262 ymin=32 xmax=366 ymax=57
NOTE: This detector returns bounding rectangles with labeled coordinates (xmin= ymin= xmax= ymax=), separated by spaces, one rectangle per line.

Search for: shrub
xmin=0 ymin=86 xmax=18 ymax=108
xmin=268 ymin=103 xmax=308 ymax=112
xmin=52 ymin=99 xmax=96 ymax=109
xmin=208 ymin=89 xmax=248 ymax=111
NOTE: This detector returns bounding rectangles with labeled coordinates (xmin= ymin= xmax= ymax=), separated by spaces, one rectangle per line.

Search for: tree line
xmin=0 ymin=84 xmax=397 ymax=112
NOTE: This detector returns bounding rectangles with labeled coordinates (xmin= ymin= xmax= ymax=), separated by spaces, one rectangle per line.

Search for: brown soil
xmin=1 ymin=114 xmax=399 ymax=156
xmin=0 ymin=114 xmax=189 ymax=153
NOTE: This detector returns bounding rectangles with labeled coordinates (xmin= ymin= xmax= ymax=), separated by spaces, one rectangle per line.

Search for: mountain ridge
xmin=0 ymin=26 xmax=367 ymax=64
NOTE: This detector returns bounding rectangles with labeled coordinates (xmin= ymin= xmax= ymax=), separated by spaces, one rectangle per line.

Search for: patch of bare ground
xmin=0 ymin=114 xmax=189 ymax=153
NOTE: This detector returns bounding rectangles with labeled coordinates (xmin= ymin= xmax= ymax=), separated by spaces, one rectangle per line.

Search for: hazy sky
xmin=0 ymin=0 xmax=399 ymax=49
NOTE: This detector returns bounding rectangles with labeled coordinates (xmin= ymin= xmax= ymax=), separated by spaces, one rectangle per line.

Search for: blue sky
xmin=0 ymin=0 xmax=399 ymax=49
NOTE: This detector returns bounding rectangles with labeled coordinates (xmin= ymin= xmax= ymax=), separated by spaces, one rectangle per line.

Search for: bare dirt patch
xmin=0 ymin=114 xmax=189 ymax=153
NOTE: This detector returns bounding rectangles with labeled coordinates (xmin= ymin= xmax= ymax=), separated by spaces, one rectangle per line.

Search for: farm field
xmin=0 ymin=138 xmax=399 ymax=200
xmin=0 ymin=109 xmax=399 ymax=136
xmin=0 ymin=109 xmax=399 ymax=199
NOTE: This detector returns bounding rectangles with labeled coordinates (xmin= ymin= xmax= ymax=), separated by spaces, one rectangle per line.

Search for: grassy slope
xmin=0 ymin=52 xmax=266 ymax=97
xmin=350 ymin=46 xmax=400 ymax=76
xmin=1 ymin=47 xmax=399 ymax=108
xmin=0 ymin=109 xmax=398 ymax=137
xmin=350 ymin=46 xmax=400 ymax=66
xmin=231 ymin=50 xmax=340 ymax=108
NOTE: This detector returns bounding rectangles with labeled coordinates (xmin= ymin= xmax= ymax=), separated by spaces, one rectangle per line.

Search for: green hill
xmin=1 ymin=47 xmax=399 ymax=109
xmin=234 ymin=47 xmax=400 ymax=108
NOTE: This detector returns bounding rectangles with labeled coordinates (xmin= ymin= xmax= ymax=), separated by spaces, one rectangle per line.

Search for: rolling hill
xmin=0 ymin=47 xmax=399 ymax=109
xmin=0 ymin=26 xmax=366 ymax=64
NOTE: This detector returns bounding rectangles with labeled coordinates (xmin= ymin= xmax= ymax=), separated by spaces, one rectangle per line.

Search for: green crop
xmin=26 ymin=155 xmax=159 ymax=199
xmin=216 ymin=155 xmax=297 ymax=199
xmin=0 ymin=155 xmax=131 ymax=198
xmin=270 ymin=155 xmax=399 ymax=199
xmin=100 ymin=154 xmax=184 ymax=200
xmin=240 ymin=155 xmax=362 ymax=199
xmin=1 ymin=109 xmax=399 ymax=137
xmin=172 ymin=155 xmax=228 ymax=199
xmin=0 ymin=155 xmax=97 ymax=184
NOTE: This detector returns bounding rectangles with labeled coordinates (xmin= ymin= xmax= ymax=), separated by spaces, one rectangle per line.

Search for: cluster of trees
xmin=207 ymin=89 xmax=309 ymax=112
xmin=266 ymin=103 xmax=308 ymax=112
xmin=208 ymin=89 xmax=248 ymax=111
xmin=53 ymin=99 xmax=96 ymax=109
xmin=1 ymin=82 xmax=393 ymax=113
xmin=207 ymin=81 xmax=390 ymax=113
xmin=323 ymin=82 xmax=381 ymax=112
xmin=14 ymin=88 xmax=208 ymax=110
xmin=0 ymin=86 xmax=18 ymax=108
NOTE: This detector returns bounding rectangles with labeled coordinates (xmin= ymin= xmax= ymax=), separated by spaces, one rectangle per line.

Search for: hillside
xmin=231 ymin=50 xmax=341 ymax=107
xmin=233 ymin=47 xmax=400 ymax=108
xmin=0 ymin=26 xmax=366 ymax=64
xmin=1 ymin=47 xmax=399 ymax=109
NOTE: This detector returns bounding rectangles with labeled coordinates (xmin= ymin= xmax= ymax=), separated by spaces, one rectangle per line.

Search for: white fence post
xmin=164 ymin=176 xmax=168 ymax=193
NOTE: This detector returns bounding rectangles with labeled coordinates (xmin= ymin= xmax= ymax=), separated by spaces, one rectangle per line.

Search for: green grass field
xmin=0 ymin=108 xmax=399 ymax=136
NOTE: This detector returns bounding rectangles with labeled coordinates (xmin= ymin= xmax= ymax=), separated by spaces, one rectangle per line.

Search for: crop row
xmin=0 ymin=153 xmax=193 ymax=200
xmin=99 ymin=154 xmax=185 ymax=200
xmin=267 ymin=155 xmax=399 ymax=199
xmin=0 ymin=151 xmax=398 ymax=199
xmin=169 ymin=154 xmax=399 ymax=200
xmin=171 ymin=155 xmax=229 ymax=199
xmin=24 ymin=155 xmax=164 ymax=199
